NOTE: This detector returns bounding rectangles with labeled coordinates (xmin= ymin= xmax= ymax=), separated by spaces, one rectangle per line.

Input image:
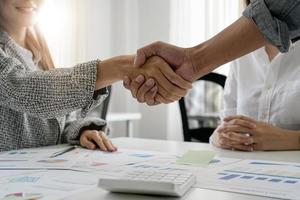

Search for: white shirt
xmin=222 ymin=41 xmax=300 ymax=131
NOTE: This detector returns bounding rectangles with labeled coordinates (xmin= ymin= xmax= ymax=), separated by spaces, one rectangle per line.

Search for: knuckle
xmin=146 ymin=102 xmax=153 ymax=106
xmin=98 ymin=131 xmax=105 ymax=136
xmin=236 ymin=115 xmax=242 ymax=119
xmin=182 ymin=89 xmax=188 ymax=96
xmin=231 ymin=119 xmax=237 ymax=124
xmin=217 ymin=130 xmax=223 ymax=136
xmin=240 ymin=115 xmax=245 ymax=119
xmin=235 ymin=119 xmax=241 ymax=124
xmin=136 ymin=48 xmax=144 ymax=55
xmin=164 ymin=91 xmax=173 ymax=99
xmin=154 ymin=41 xmax=163 ymax=47
xmin=244 ymin=138 xmax=252 ymax=144
xmin=137 ymin=98 xmax=144 ymax=103
xmin=219 ymin=139 xmax=226 ymax=145
xmin=174 ymin=96 xmax=180 ymax=101
xmin=97 ymin=135 xmax=103 ymax=141
xmin=145 ymin=93 xmax=154 ymax=100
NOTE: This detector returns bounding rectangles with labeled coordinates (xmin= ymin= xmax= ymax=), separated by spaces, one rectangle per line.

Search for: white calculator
xmin=98 ymin=170 xmax=196 ymax=197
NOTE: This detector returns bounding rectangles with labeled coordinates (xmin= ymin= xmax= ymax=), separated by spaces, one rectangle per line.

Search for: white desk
xmin=68 ymin=137 xmax=300 ymax=200
xmin=107 ymin=113 xmax=142 ymax=137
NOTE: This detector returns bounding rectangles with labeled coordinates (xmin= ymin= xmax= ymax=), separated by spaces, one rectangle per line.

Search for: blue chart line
xmin=250 ymin=161 xmax=300 ymax=168
xmin=210 ymin=159 xmax=220 ymax=164
xmin=249 ymin=162 xmax=286 ymax=166
xmin=129 ymin=153 xmax=154 ymax=158
xmin=285 ymin=180 xmax=297 ymax=184
xmin=224 ymin=169 xmax=300 ymax=180
xmin=269 ymin=178 xmax=282 ymax=183
xmin=218 ymin=171 xmax=299 ymax=185
xmin=240 ymin=176 xmax=254 ymax=179
xmin=220 ymin=174 xmax=240 ymax=180
xmin=255 ymin=177 xmax=268 ymax=181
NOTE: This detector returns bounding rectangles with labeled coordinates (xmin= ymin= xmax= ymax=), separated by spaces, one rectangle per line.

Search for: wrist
xmin=290 ymin=131 xmax=300 ymax=149
xmin=95 ymin=55 xmax=134 ymax=90
xmin=189 ymin=43 xmax=211 ymax=78
xmin=282 ymin=130 xmax=300 ymax=150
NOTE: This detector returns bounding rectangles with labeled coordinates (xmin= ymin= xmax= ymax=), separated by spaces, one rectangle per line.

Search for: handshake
xmin=121 ymin=41 xmax=199 ymax=106
xmin=96 ymin=16 xmax=264 ymax=104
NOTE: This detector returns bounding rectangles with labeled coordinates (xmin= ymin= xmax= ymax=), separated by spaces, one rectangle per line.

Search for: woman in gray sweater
xmin=0 ymin=0 xmax=192 ymax=152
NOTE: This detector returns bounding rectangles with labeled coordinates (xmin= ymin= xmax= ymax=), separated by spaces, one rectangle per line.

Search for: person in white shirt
xmin=210 ymin=41 xmax=300 ymax=151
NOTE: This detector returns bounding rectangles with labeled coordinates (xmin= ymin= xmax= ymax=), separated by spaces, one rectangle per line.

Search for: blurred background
xmin=38 ymin=0 xmax=244 ymax=142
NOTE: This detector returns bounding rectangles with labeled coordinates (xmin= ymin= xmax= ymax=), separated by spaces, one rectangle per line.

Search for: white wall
xmin=108 ymin=0 xmax=173 ymax=139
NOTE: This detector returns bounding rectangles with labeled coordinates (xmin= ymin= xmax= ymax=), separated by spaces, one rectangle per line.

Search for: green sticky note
xmin=176 ymin=150 xmax=216 ymax=166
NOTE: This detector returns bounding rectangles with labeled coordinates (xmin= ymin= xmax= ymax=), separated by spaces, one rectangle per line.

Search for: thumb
xmin=134 ymin=41 xmax=163 ymax=67
xmin=134 ymin=49 xmax=146 ymax=67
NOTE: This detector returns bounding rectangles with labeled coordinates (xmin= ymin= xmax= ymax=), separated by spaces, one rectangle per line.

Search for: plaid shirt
xmin=0 ymin=31 xmax=108 ymax=152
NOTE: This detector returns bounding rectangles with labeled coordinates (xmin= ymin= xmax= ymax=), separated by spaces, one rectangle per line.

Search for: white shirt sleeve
xmin=220 ymin=61 xmax=239 ymax=120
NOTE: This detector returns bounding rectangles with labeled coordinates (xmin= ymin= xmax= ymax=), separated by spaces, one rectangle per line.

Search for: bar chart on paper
xmin=195 ymin=159 xmax=300 ymax=200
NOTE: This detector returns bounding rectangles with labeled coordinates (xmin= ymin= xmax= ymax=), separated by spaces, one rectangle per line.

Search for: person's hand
xmin=80 ymin=130 xmax=117 ymax=152
xmin=124 ymin=75 xmax=160 ymax=106
xmin=223 ymin=115 xmax=300 ymax=151
xmin=124 ymin=56 xmax=192 ymax=105
xmin=123 ymin=42 xmax=196 ymax=105
xmin=134 ymin=41 xmax=197 ymax=82
xmin=210 ymin=120 xmax=255 ymax=151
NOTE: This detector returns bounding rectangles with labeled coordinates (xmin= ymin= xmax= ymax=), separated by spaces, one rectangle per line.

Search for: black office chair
xmin=179 ymin=72 xmax=226 ymax=143
xmin=99 ymin=85 xmax=112 ymax=120
xmin=79 ymin=86 xmax=112 ymax=134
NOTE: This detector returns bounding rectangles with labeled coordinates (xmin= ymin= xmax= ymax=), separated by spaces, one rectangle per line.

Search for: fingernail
xmin=109 ymin=147 xmax=115 ymax=151
xmin=151 ymin=86 xmax=158 ymax=92
xmin=149 ymin=100 xmax=154 ymax=105
xmin=146 ymin=79 xmax=154 ymax=86
xmin=123 ymin=76 xmax=130 ymax=85
xmin=249 ymin=138 xmax=254 ymax=144
xmin=135 ymin=75 xmax=144 ymax=83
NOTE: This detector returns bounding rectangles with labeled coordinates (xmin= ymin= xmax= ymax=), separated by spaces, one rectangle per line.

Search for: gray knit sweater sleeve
xmin=0 ymin=48 xmax=104 ymax=119
xmin=61 ymin=110 xmax=108 ymax=145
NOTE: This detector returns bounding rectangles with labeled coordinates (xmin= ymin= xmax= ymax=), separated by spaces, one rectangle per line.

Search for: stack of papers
xmin=1 ymin=147 xmax=206 ymax=200
xmin=3 ymin=147 xmax=299 ymax=200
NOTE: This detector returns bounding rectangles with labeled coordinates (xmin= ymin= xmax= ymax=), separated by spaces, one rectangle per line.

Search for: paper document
xmin=176 ymin=150 xmax=216 ymax=166
xmin=0 ymin=170 xmax=96 ymax=200
xmin=0 ymin=147 xmax=191 ymax=200
xmin=195 ymin=159 xmax=300 ymax=200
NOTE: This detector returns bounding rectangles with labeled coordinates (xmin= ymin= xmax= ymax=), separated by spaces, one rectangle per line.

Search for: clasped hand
xmin=211 ymin=115 xmax=298 ymax=151
xmin=124 ymin=54 xmax=193 ymax=105
xmin=124 ymin=41 xmax=196 ymax=105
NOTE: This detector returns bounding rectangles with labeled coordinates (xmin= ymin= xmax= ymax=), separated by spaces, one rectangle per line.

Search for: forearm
xmin=95 ymin=55 xmax=135 ymax=90
xmin=0 ymin=57 xmax=100 ymax=118
xmin=280 ymin=130 xmax=300 ymax=150
xmin=190 ymin=16 xmax=267 ymax=77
